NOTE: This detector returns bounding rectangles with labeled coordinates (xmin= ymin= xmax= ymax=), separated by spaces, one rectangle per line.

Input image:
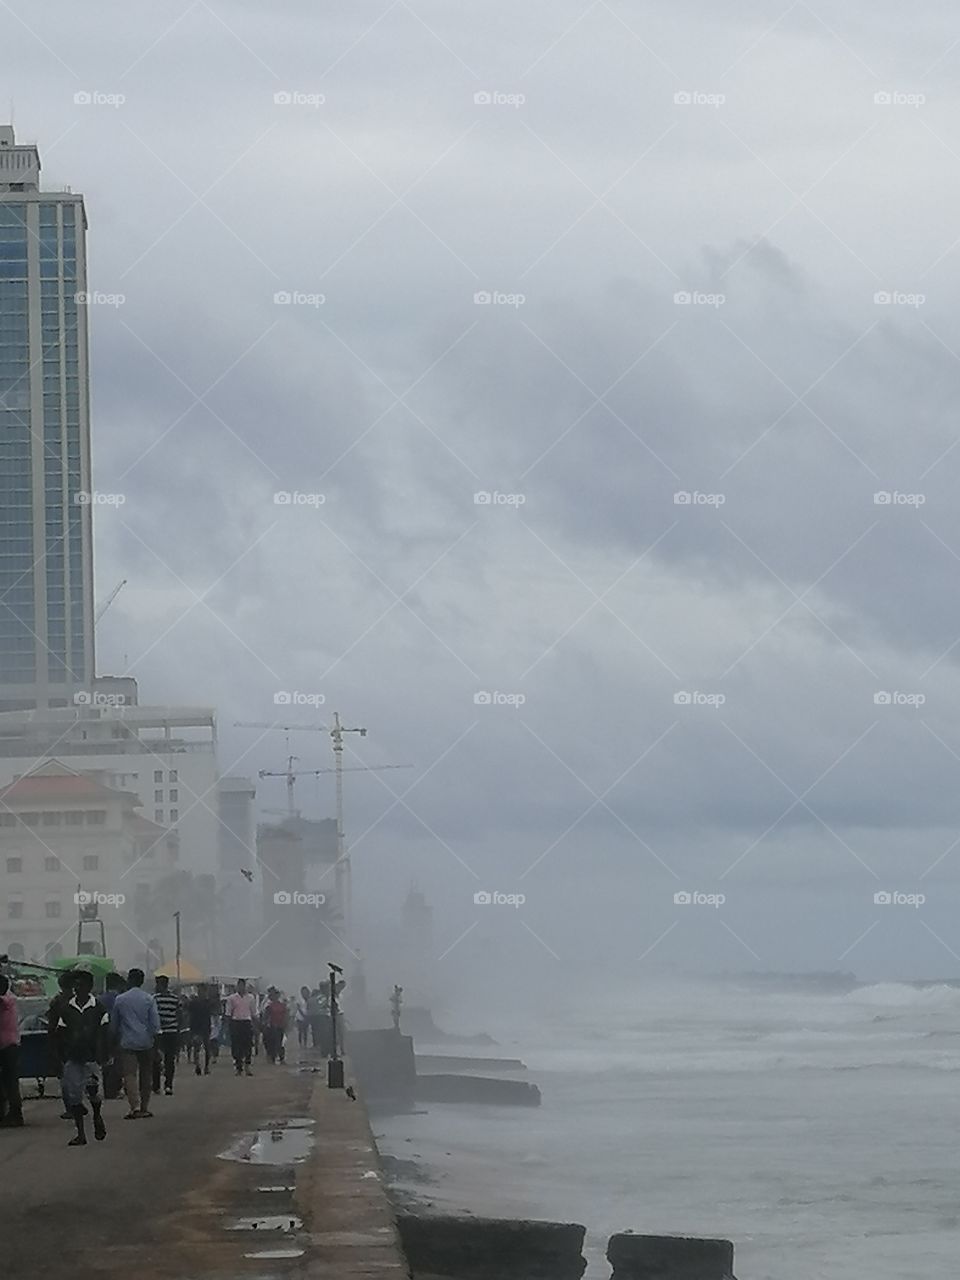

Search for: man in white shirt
xmin=225 ymin=979 xmax=257 ymax=1076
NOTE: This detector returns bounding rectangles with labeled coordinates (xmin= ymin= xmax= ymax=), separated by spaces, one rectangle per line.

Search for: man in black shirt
xmin=187 ymin=985 xmax=214 ymax=1076
xmin=54 ymin=969 xmax=108 ymax=1147
xmin=47 ymin=969 xmax=76 ymax=1120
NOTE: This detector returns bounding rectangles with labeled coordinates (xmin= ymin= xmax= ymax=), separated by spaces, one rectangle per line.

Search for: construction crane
xmin=95 ymin=578 xmax=127 ymax=625
xmin=236 ymin=714 xmax=412 ymax=943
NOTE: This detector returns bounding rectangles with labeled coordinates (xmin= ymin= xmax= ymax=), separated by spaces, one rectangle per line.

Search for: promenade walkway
xmin=0 ymin=1050 xmax=408 ymax=1279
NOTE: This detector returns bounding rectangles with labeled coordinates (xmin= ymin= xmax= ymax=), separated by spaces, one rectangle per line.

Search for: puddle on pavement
xmin=257 ymin=1184 xmax=295 ymax=1193
xmin=218 ymin=1121 xmax=315 ymax=1165
xmin=243 ymin=1248 xmax=306 ymax=1260
xmin=226 ymin=1214 xmax=302 ymax=1232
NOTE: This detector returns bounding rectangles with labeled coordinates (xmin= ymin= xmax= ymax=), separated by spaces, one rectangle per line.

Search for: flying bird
xmin=240 ymin=868 xmax=254 ymax=882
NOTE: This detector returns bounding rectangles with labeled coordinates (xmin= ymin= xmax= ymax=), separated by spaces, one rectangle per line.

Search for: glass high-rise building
xmin=0 ymin=126 xmax=95 ymax=711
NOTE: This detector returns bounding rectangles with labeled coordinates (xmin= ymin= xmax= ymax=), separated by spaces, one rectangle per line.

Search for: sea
xmin=373 ymin=977 xmax=960 ymax=1279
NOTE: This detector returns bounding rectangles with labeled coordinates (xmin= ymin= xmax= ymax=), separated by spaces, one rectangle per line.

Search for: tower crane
xmin=235 ymin=714 xmax=412 ymax=944
xmin=95 ymin=578 xmax=127 ymax=625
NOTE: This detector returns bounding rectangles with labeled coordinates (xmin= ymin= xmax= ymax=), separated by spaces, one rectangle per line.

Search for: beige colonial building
xmin=0 ymin=759 xmax=178 ymax=967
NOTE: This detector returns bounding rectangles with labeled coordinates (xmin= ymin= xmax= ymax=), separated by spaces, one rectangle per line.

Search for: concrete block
xmin=607 ymin=1233 xmax=736 ymax=1279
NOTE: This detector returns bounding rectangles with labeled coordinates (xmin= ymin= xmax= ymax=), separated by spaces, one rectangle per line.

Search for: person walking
xmin=152 ymin=975 xmax=181 ymax=1096
xmin=53 ymin=969 xmax=108 ymax=1147
xmin=47 ymin=969 xmax=75 ymax=1119
xmin=187 ymin=985 xmax=214 ymax=1076
xmin=306 ymin=986 xmax=324 ymax=1049
xmin=225 ymin=978 xmax=257 ymax=1076
xmin=99 ymin=973 xmax=126 ymax=1100
xmin=262 ymin=987 xmax=288 ymax=1064
xmin=295 ymin=985 xmax=310 ymax=1049
xmin=111 ymin=967 xmax=160 ymax=1119
xmin=0 ymin=975 xmax=23 ymax=1127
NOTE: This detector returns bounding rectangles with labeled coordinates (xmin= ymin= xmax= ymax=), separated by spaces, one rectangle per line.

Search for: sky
xmin=8 ymin=0 xmax=960 ymax=993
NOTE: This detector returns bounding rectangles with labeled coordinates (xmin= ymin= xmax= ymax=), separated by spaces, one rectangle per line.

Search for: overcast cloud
xmin=9 ymin=0 xmax=960 ymax=991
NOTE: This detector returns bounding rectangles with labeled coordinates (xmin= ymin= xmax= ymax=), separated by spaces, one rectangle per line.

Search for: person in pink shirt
xmin=0 ymin=974 xmax=23 ymax=1126
xmin=225 ymin=978 xmax=257 ymax=1076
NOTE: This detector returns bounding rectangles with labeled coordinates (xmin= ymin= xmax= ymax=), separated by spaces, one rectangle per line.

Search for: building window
xmin=0 ymin=813 xmax=14 ymax=827
xmin=45 ymin=900 xmax=61 ymax=918
xmin=154 ymin=789 xmax=163 ymax=803
xmin=169 ymin=789 xmax=178 ymax=802
xmin=65 ymin=811 xmax=84 ymax=825
xmin=19 ymin=811 xmax=39 ymax=827
xmin=45 ymin=855 xmax=60 ymax=872
xmin=5 ymin=856 xmax=22 ymax=873
xmin=154 ymin=809 xmax=163 ymax=823
xmin=42 ymin=811 xmax=62 ymax=826
xmin=7 ymin=901 xmax=23 ymax=918
xmin=170 ymin=809 xmax=178 ymax=823
xmin=169 ymin=769 xmax=178 ymax=782
xmin=154 ymin=770 xmax=162 ymax=783
xmin=85 ymin=810 xmax=105 ymax=825
xmin=82 ymin=854 xmax=98 ymax=871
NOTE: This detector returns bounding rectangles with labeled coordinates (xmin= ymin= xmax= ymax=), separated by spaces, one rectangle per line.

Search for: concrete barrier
xmin=348 ymin=1028 xmax=417 ymax=1105
xmin=607 ymin=1233 xmax=736 ymax=1279
xmin=415 ymin=1053 xmax=527 ymax=1073
xmin=398 ymin=1214 xmax=587 ymax=1279
xmin=414 ymin=1073 xmax=541 ymax=1106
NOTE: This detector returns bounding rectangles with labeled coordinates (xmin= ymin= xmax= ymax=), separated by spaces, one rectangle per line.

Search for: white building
xmin=0 ymin=703 xmax=221 ymax=876
xmin=0 ymin=759 xmax=177 ymax=967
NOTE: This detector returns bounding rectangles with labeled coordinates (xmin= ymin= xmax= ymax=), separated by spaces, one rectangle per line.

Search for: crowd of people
xmin=0 ymin=969 xmax=336 ymax=1147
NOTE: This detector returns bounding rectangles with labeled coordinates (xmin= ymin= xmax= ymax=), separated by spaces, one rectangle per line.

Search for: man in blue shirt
xmin=110 ymin=968 xmax=160 ymax=1119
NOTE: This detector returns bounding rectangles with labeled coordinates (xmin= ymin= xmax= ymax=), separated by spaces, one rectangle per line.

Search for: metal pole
xmin=174 ymin=910 xmax=181 ymax=985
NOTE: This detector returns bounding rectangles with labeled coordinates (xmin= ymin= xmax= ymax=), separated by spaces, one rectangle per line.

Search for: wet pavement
xmin=0 ymin=1047 xmax=409 ymax=1279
